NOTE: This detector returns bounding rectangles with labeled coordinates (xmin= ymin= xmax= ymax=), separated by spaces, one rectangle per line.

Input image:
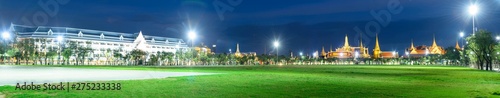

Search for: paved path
xmin=0 ymin=65 xmax=215 ymax=86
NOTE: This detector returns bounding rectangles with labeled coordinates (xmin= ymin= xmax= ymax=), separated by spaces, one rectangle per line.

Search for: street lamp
xmin=187 ymin=30 xmax=196 ymax=65
xmin=406 ymin=51 xmax=410 ymax=65
xmin=273 ymin=41 xmax=280 ymax=64
xmin=425 ymin=49 xmax=429 ymax=56
xmin=188 ymin=31 xmax=196 ymax=47
xmin=2 ymin=32 xmax=10 ymax=64
xmin=57 ymin=36 xmax=64 ymax=65
xmin=2 ymin=32 xmax=10 ymax=40
xmin=468 ymin=4 xmax=479 ymax=34
xmin=460 ymin=32 xmax=465 ymax=49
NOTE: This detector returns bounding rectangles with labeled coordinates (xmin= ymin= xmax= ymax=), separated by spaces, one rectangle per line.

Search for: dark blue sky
xmin=1 ymin=0 xmax=499 ymax=55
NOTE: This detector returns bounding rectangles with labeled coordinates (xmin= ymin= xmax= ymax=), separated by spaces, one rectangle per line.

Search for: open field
xmin=1 ymin=65 xmax=500 ymax=97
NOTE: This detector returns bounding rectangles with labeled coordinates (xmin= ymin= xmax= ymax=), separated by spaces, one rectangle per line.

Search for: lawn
xmin=1 ymin=65 xmax=500 ymax=97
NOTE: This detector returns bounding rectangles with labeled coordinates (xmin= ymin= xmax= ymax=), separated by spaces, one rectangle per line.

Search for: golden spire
xmin=344 ymin=34 xmax=349 ymax=47
xmin=321 ymin=46 xmax=326 ymax=56
xmin=411 ymin=39 xmax=415 ymax=49
xmin=409 ymin=39 xmax=417 ymax=54
xmin=330 ymin=45 xmax=332 ymax=52
xmin=374 ymin=34 xmax=380 ymax=51
xmin=360 ymin=34 xmax=364 ymax=52
xmin=432 ymin=34 xmax=438 ymax=47
xmin=236 ymin=43 xmax=240 ymax=53
xmin=455 ymin=40 xmax=461 ymax=50
xmin=373 ymin=33 xmax=381 ymax=59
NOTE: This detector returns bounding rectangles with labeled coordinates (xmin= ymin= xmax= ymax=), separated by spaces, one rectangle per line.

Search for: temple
xmin=406 ymin=35 xmax=445 ymax=57
xmin=234 ymin=43 xmax=256 ymax=57
xmin=194 ymin=43 xmax=214 ymax=54
xmin=455 ymin=40 xmax=461 ymax=51
xmin=372 ymin=34 xmax=398 ymax=58
xmin=322 ymin=35 xmax=370 ymax=59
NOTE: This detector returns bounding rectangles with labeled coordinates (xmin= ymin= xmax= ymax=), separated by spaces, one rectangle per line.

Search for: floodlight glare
xmin=468 ymin=4 xmax=479 ymax=16
xmin=2 ymin=32 xmax=10 ymax=39
xmin=273 ymin=41 xmax=279 ymax=48
xmin=57 ymin=36 xmax=63 ymax=42
xmin=188 ymin=31 xmax=196 ymax=40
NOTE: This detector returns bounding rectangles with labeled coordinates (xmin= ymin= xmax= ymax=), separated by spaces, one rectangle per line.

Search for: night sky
xmin=1 ymin=0 xmax=500 ymax=55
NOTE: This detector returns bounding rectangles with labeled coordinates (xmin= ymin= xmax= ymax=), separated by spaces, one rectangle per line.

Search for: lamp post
xmin=468 ymin=4 xmax=479 ymax=34
xmin=460 ymin=32 xmax=464 ymax=48
xmin=273 ymin=41 xmax=279 ymax=64
xmin=299 ymin=52 xmax=303 ymax=63
xmin=188 ymin=30 xmax=196 ymax=65
xmin=405 ymin=51 xmax=410 ymax=64
xmin=57 ymin=36 xmax=63 ymax=65
xmin=2 ymin=32 xmax=10 ymax=64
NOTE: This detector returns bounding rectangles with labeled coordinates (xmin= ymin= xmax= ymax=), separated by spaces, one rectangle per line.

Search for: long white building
xmin=9 ymin=24 xmax=188 ymax=62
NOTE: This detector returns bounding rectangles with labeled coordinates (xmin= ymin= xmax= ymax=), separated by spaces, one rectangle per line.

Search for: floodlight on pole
xmin=57 ymin=36 xmax=63 ymax=42
xmin=468 ymin=4 xmax=479 ymax=16
xmin=188 ymin=30 xmax=196 ymax=47
xmin=2 ymin=32 xmax=9 ymax=39
xmin=468 ymin=4 xmax=479 ymax=34
xmin=459 ymin=32 xmax=464 ymax=38
xmin=188 ymin=31 xmax=196 ymax=40
xmin=273 ymin=41 xmax=279 ymax=48
xmin=273 ymin=41 xmax=280 ymax=64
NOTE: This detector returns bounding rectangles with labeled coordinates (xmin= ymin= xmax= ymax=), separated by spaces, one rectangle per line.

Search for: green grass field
xmin=1 ymin=65 xmax=500 ymax=97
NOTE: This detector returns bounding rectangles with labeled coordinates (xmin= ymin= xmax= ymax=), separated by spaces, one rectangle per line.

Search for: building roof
xmin=10 ymin=24 xmax=187 ymax=46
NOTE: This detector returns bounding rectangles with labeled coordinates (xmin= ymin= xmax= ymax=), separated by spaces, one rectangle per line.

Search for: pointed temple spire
xmin=329 ymin=45 xmax=332 ymax=52
xmin=321 ymin=46 xmax=326 ymax=56
xmin=411 ymin=39 xmax=415 ymax=49
xmin=360 ymin=37 xmax=363 ymax=48
xmin=374 ymin=33 xmax=380 ymax=51
xmin=432 ymin=34 xmax=438 ymax=47
xmin=373 ymin=33 xmax=381 ymax=59
xmin=236 ymin=43 xmax=240 ymax=53
xmin=344 ymin=34 xmax=349 ymax=47
xmin=455 ymin=40 xmax=461 ymax=50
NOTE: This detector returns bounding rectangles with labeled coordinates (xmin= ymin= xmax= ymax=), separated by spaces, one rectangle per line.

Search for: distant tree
xmin=78 ymin=41 xmax=93 ymax=65
xmin=443 ymin=47 xmax=460 ymax=65
xmin=46 ymin=48 xmax=57 ymax=65
xmin=112 ymin=49 xmax=123 ymax=65
xmin=5 ymin=48 xmax=18 ymax=65
xmin=62 ymin=48 xmax=72 ymax=65
xmin=149 ymin=54 xmax=159 ymax=65
xmin=130 ymin=49 xmax=147 ymax=65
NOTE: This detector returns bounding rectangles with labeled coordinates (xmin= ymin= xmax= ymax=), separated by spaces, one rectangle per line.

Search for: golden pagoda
xmin=194 ymin=43 xmax=213 ymax=54
xmin=406 ymin=35 xmax=446 ymax=57
xmin=321 ymin=46 xmax=326 ymax=57
xmin=455 ymin=40 xmax=461 ymax=51
xmin=372 ymin=34 xmax=398 ymax=59
xmin=324 ymin=34 xmax=370 ymax=59
xmin=409 ymin=39 xmax=417 ymax=54
xmin=428 ymin=35 xmax=445 ymax=54
xmin=233 ymin=43 xmax=256 ymax=57
xmin=235 ymin=43 xmax=242 ymax=57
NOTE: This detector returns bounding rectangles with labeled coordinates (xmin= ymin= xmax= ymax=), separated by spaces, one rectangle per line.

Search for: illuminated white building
xmin=9 ymin=24 xmax=188 ymax=61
